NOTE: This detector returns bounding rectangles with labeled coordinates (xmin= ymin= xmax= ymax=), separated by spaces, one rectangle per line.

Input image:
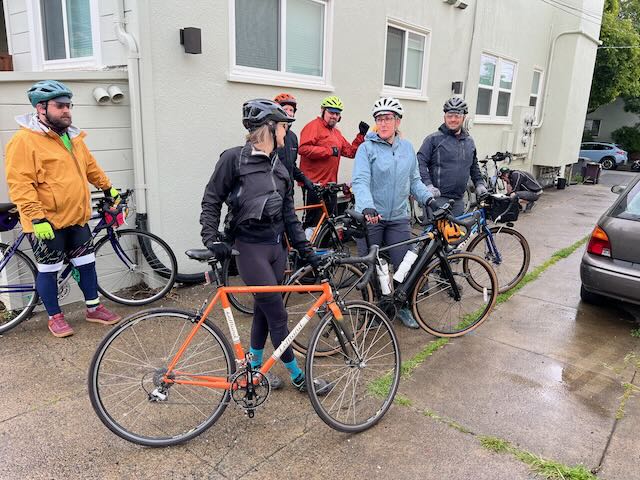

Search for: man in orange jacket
xmin=4 ymin=80 xmax=122 ymax=338
xmin=298 ymin=96 xmax=369 ymax=235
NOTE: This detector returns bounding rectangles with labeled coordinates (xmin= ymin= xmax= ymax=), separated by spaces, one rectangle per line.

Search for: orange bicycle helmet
xmin=437 ymin=219 xmax=465 ymax=244
xmin=274 ymin=93 xmax=298 ymax=112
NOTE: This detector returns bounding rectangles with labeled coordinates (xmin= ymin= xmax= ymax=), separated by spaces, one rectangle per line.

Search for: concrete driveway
xmin=1 ymin=175 xmax=638 ymax=479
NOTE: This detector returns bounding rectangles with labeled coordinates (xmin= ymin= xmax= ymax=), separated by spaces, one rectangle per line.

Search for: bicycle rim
xmin=95 ymin=229 xmax=177 ymax=306
xmin=412 ymin=253 xmax=497 ymax=336
xmin=466 ymin=226 xmax=530 ymax=293
xmin=88 ymin=309 xmax=234 ymax=447
xmin=0 ymin=245 xmax=38 ymax=334
xmin=306 ymin=301 xmax=400 ymax=432
xmin=284 ymin=264 xmax=372 ymax=356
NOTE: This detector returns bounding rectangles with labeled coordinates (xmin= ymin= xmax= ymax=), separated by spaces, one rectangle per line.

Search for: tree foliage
xmin=589 ymin=0 xmax=640 ymax=112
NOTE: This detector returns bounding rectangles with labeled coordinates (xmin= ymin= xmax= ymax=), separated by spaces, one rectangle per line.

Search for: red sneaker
xmin=86 ymin=305 xmax=122 ymax=325
xmin=48 ymin=313 xmax=74 ymax=338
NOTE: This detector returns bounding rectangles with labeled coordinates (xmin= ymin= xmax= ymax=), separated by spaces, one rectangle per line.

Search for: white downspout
xmin=534 ymin=29 xmax=602 ymax=130
xmin=114 ymin=0 xmax=147 ymax=214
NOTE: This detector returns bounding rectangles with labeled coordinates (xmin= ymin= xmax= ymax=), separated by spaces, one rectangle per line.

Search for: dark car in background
xmin=580 ymin=174 xmax=640 ymax=305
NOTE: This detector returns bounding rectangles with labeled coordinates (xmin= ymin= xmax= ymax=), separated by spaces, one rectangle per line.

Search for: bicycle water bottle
xmin=393 ymin=244 xmax=420 ymax=283
xmin=376 ymin=258 xmax=393 ymax=295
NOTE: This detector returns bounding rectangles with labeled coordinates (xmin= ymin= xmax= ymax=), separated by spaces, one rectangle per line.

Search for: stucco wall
xmin=586 ymin=97 xmax=640 ymax=142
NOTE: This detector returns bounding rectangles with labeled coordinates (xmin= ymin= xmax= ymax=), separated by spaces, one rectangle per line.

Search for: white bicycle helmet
xmin=372 ymin=97 xmax=404 ymax=118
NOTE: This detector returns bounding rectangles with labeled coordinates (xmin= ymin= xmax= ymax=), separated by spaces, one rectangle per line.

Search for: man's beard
xmin=44 ymin=113 xmax=71 ymax=134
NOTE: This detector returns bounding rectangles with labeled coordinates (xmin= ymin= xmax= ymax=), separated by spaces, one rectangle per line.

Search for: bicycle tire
xmin=222 ymin=255 xmax=254 ymax=315
xmin=314 ymin=223 xmax=349 ymax=254
xmin=306 ymin=300 xmax=400 ymax=433
xmin=465 ymin=226 xmax=530 ymax=293
xmin=284 ymin=264 xmax=373 ymax=356
xmin=411 ymin=252 xmax=498 ymax=337
xmin=88 ymin=308 xmax=235 ymax=447
xmin=0 ymin=244 xmax=39 ymax=334
xmin=94 ymin=229 xmax=177 ymax=306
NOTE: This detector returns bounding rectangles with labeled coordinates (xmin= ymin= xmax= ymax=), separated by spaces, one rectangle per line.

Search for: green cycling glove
xmin=32 ymin=220 xmax=55 ymax=240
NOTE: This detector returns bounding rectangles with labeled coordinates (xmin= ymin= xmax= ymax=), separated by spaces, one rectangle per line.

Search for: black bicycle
xmin=284 ymin=201 xmax=499 ymax=354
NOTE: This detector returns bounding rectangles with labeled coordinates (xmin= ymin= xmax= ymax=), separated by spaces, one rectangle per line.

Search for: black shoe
xmin=254 ymin=366 xmax=284 ymax=390
xmin=292 ymin=374 xmax=333 ymax=396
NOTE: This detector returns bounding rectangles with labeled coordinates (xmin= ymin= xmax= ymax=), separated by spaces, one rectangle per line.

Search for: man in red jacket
xmin=299 ymin=96 xmax=368 ymax=234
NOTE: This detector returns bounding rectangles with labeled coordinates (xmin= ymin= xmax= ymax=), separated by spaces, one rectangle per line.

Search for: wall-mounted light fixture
xmin=180 ymin=27 xmax=202 ymax=54
xmin=443 ymin=0 xmax=468 ymax=9
xmin=451 ymin=81 xmax=464 ymax=94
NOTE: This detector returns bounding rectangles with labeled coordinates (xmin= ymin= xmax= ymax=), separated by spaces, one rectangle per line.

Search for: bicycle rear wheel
xmin=314 ymin=223 xmax=350 ymax=254
xmin=306 ymin=301 xmax=400 ymax=433
xmin=94 ymin=229 xmax=177 ymax=306
xmin=411 ymin=252 xmax=498 ymax=337
xmin=88 ymin=308 xmax=235 ymax=447
xmin=284 ymin=264 xmax=373 ymax=356
xmin=0 ymin=244 xmax=39 ymax=334
xmin=465 ymin=226 xmax=530 ymax=293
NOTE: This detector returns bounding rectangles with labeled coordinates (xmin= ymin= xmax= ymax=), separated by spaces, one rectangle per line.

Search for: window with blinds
xmin=40 ymin=0 xmax=94 ymax=62
xmin=234 ymin=0 xmax=326 ymax=79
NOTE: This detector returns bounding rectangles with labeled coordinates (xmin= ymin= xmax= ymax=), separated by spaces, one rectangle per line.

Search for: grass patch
xmin=495 ymin=236 xmax=589 ymax=306
xmin=394 ymin=394 xmax=412 ymax=406
xmin=616 ymin=382 xmax=637 ymax=419
xmin=631 ymin=328 xmax=640 ymax=338
xmin=424 ymin=408 xmax=471 ymax=434
xmin=479 ymin=436 xmax=597 ymax=480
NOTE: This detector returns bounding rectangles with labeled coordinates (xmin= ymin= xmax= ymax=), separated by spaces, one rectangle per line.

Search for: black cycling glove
xmin=359 ymin=121 xmax=370 ymax=136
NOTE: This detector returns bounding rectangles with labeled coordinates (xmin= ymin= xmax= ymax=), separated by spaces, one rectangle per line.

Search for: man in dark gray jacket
xmin=417 ymin=97 xmax=487 ymax=216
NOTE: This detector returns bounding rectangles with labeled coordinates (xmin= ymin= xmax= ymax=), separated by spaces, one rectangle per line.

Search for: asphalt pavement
xmin=1 ymin=172 xmax=638 ymax=479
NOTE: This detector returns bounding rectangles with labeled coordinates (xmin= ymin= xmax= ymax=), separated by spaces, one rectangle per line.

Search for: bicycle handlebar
xmin=334 ymin=245 xmax=379 ymax=290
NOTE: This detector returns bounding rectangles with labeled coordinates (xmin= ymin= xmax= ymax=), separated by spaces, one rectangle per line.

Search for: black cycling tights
xmin=234 ymin=239 xmax=294 ymax=364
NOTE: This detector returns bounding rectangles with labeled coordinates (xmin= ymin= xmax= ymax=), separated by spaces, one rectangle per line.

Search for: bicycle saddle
xmin=0 ymin=203 xmax=17 ymax=213
xmin=479 ymin=159 xmax=489 ymax=165
xmin=186 ymin=248 xmax=239 ymax=261
xmin=345 ymin=209 xmax=365 ymax=226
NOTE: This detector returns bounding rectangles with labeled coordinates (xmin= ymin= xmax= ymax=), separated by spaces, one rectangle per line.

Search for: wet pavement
xmin=1 ymin=173 xmax=639 ymax=479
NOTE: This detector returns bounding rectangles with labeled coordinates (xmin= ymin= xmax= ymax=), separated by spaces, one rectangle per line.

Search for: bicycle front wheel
xmin=306 ymin=301 xmax=400 ymax=433
xmin=94 ymin=229 xmax=177 ymax=305
xmin=411 ymin=252 xmax=498 ymax=337
xmin=465 ymin=226 xmax=530 ymax=293
xmin=284 ymin=264 xmax=373 ymax=356
xmin=88 ymin=308 xmax=235 ymax=447
xmin=0 ymin=244 xmax=39 ymax=334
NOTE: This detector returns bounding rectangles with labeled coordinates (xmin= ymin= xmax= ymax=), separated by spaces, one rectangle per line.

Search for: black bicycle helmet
xmin=242 ymin=99 xmax=294 ymax=131
xmin=443 ymin=97 xmax=468 ymax=115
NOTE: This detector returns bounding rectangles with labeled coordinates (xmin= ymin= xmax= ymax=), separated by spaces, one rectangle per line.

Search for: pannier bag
xmin=486 ymin=194 xmax=519 ymax=223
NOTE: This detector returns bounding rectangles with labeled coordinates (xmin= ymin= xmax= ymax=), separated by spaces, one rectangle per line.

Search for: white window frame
xmin=30 ymin=0 xmax=101 ymax=71
xmin=475 ymin=52 xmax=518 ymax=124
xmin=228 ymin=0 xmax=334 ymax=91
xmin=381 ymin=18 xmax=431 ymax=102
xmin=529 ymin=69 xmax=543 ymax=122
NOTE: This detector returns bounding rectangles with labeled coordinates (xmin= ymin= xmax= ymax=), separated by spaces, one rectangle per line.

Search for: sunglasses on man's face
xmin=47 ymin=101 xmax=74 ymax=110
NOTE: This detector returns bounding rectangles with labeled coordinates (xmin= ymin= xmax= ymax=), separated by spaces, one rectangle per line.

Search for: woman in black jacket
xmin=200 ymin=99 xmax=328 ymax=393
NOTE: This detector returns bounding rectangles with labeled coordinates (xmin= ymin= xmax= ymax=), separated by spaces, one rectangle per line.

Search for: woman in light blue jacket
xmin=352 ymin=97 xmax=432 ymax=329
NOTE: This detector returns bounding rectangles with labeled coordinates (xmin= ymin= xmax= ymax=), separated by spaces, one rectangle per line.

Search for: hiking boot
xmin=86 ymin=305 xmax=122 ymax=325
xmin=396 ymin=308 xmax=419 ymax=329
xmin=292 ymin=374 xmax=333 ymax=396
xmin=48 ymin=313 xmax=73 ymax=338
xmin=524 ymin=201 xmax=536 ymax=213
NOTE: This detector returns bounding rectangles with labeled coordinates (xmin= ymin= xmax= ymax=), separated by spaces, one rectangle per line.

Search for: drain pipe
xmin=534 ymin=29 xmax=602 ymax=130
xmin=114 ymin=0 xmax=147 ymax=215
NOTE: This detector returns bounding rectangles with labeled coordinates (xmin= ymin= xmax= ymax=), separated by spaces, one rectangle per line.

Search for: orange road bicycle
xmin=88 ymin=246 xmax=400 ymax=447
xmin=297 ymin=182 xmax=354 ymax=248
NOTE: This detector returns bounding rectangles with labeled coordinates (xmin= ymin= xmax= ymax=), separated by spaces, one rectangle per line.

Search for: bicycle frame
xmin=451 ymin=207 xmax=503 ymax=264
xmin=295 ymin=201 xmax=329 ymax=243
xmin=163 ymin=282 xmax=343 ymax=390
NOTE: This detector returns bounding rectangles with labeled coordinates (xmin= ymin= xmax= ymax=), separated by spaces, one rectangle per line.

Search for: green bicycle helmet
xmin=499 ymin=166 xmax=511 ymax=175
xmin=27 ymin=80 xmax=73 ymax=107
xmin=320 ymin=96 xmax=344 ymax=112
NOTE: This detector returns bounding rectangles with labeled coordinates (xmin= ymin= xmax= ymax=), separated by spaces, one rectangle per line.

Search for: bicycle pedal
xmin=246 ymin=409 xmax=255 ymax=419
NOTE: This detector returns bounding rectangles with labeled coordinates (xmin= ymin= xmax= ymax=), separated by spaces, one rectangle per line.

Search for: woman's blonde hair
xmin=246 ymin=123 xmax=273 ymax=146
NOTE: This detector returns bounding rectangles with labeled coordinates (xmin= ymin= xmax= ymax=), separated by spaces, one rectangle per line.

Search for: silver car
xmin=580 ymin=174 xmax=640 ymax=305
